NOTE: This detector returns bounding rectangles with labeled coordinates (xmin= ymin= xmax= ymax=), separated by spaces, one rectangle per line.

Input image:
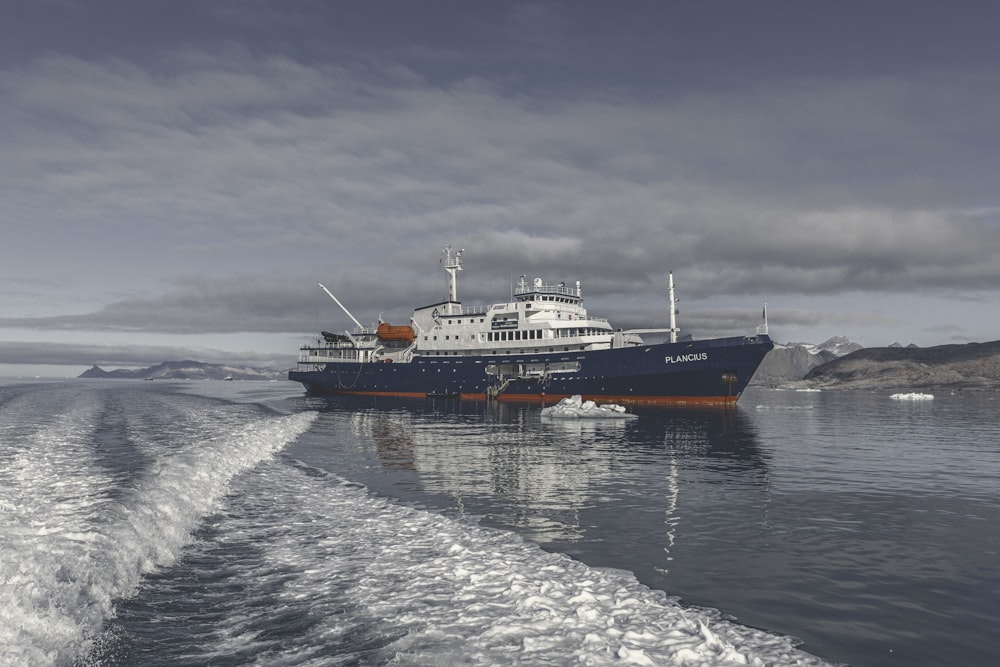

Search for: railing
xmin=515 ymin=283 xmax=580 ymax=298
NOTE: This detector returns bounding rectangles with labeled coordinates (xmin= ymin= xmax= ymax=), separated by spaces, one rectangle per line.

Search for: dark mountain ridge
xmin=803 ymin=339 xmax=1000 ymax=390
xmin=79 ymin=360 xmax=285 ymax=381
xmin=751 ymin=336 xmax=861 ymax=386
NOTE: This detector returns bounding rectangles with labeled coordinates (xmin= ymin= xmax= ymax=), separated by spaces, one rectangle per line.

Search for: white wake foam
xmin=188 ymin=460 xmax=830 ymax=666
xmin=0 ymin=398 xmax=316 ymax=667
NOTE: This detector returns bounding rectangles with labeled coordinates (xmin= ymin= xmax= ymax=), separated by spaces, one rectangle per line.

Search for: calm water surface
xmin=284 ymin=386 xmax=1000 ymax=666
xmin=2 ymin=379 xmax=996 ymax=666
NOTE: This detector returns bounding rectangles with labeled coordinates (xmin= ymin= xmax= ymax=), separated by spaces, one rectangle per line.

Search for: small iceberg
xmin=890 ymin=392 xmax=934 ymax=401
xmin=541 ymin=395 xmax=637 ymax=419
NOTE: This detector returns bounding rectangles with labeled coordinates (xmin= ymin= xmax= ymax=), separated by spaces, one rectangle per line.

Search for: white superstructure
xmin=299 ymin=246 xmax=654 ymax=367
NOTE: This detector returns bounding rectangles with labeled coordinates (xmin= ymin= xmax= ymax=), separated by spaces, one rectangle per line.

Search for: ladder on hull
xmin=487 ymin=376 xmax=513 ymax=400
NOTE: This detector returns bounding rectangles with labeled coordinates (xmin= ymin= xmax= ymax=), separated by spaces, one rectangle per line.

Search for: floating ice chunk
xmin=540 ymin=395 xmax=637 ymax=419
xmin=890 ymin=392 xmax=934 ymax=401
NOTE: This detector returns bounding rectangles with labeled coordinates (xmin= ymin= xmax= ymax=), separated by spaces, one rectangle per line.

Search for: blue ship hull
xmin=289 ymin=334 xmax=772 ymax=405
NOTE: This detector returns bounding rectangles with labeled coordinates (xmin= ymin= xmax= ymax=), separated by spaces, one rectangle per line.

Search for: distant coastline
xmin=756 ymin=339 xmax=1000 ymax=391
xmin=76 ymin=339 xmax=1000 ymax=390
xmin=78 ymin=360 xmax=286 ymax=382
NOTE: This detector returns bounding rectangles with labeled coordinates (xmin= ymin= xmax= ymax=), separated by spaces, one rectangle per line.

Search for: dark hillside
xmin=803 ymin=340 xmax=1000 ymax=389
xmin=78 ymin=361 xmax=285 ymax=381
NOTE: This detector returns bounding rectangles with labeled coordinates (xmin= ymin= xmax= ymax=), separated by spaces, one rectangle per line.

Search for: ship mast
xmin=668 ymin=272 xmax=679 ymax=344
xmin=442 ymin=245 xmax=464 ymax=305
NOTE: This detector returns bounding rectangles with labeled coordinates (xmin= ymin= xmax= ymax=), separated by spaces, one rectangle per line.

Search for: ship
xmin=289 ymin=246 xmax=773 ymax=405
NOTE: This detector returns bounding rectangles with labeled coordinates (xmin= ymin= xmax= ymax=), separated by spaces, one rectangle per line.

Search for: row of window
xmin=531 ymin=295 xmax=578 ymax=304
xmin=490 ymin=329 xmax=543 ymax=342
xmin=442 ymin=317 xmax=487 ymax=325
xmin=424 ymin=327 xmax=608 ymax=343
xmin=306 ymin=349 xmax=361 ymax=359
xmin=490 ymin=327 xmax=606 ymax=341
xmin=426 ymin=347 xmax=583 ymax=356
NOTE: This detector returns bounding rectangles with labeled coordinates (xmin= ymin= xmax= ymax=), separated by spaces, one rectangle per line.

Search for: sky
xmin=2 ymin=0 xmax=999 ymax=377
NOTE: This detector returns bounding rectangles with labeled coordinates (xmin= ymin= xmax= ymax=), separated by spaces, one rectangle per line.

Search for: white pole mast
xmin=668 ymin=271 xmax=678 ymax=344
xmin=442 ymin=246 xmax=464 ymax=310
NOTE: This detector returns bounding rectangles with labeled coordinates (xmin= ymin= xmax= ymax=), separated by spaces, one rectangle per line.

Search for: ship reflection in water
xmin=302 ymin=395 xmax=771 ymax=569
xmin=281 ymin=387 xmax=1000 ymax=667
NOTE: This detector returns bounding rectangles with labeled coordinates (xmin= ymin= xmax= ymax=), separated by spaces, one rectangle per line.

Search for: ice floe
xmin=541 ymin=395 xmax=637 ymax=419
xmin=890 ymin=392 xmax=935 ymax=401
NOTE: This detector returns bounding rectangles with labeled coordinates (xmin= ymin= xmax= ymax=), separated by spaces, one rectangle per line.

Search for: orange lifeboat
xmin=377 ymin=322 xmax=415 ymax=342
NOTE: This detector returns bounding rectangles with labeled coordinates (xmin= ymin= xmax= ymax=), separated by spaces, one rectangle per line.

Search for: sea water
xmin=1 ymin=380 xmax=996 ymax=666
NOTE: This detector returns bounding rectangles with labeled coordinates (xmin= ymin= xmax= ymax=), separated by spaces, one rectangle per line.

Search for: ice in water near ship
xmin=290 ymin=245 xmax=774 ymax=405
xmin=890 ymin=392 xmax=935 ymax=401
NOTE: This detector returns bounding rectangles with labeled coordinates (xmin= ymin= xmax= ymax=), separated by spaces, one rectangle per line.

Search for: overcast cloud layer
xmin=2 ymin=1 xmax=999 ymax=373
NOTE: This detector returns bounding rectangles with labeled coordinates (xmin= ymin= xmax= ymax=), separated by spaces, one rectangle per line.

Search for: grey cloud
xmin=0 ymin=272 xmax=435 ymax=336
xmin=3 ymin=16 xmax=1000 ymax=354
xmin=0 ymin=277 xmax=340 ymax=335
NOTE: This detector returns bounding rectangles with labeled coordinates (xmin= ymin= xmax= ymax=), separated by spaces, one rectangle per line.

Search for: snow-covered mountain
xmin=787 ymin=336 xmax=864 ymax=358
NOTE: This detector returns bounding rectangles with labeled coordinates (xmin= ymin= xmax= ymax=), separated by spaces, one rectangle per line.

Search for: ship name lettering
xmin=664 ymin=352 xmax=708 ymax=364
